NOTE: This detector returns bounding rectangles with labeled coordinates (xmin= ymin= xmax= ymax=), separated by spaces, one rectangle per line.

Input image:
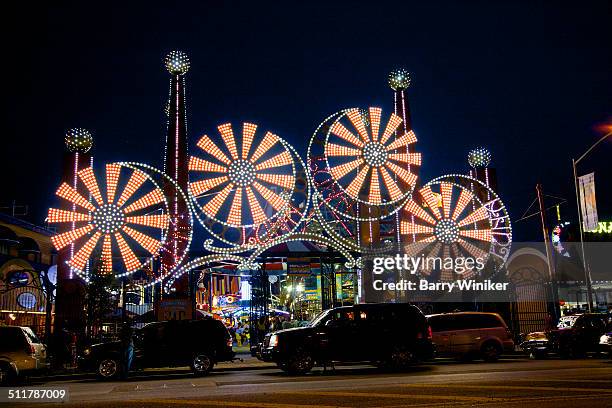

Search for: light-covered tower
xmin=389 ymin=69 xmax=416 ymax=245
xmin=468 ymin=147 xmax=497 ymax=203
xmin=161 ymin=51 xmax=191 ymax=287
xmin=389 ymin=68 xmax=413 ymax=134
xmin=54 ymin=129 xmax=93 ymax=338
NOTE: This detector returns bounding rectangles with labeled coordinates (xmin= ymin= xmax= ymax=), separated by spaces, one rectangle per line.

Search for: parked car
xmin=521 ymin=313 xmax=608 ymax=358
xmin=599 ymin=316 xmax=612 ymax=358
xmin=0 ymin=326 xmax=48 ymax=385
xmin=600 ymin=324 xmax=612 ymax=358
xmin=79 ymin=319 xmax=234 ymax=379
xmin=426 ymin=312 xmax=514 ymax=362
xmin=260 ymin=303 xmax=434 ymax=374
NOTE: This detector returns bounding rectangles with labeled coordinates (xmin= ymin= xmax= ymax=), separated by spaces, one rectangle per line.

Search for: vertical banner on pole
xmin=578 ymin=172 xmax=599 ymax=231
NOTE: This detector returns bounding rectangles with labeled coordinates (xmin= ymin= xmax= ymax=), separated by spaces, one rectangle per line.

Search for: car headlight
xmin=600 ymin=335 xmax=612 ymax=345
xmin=82 ymin=348 xmax=91 ymax=356
xmin=269 ymin=334 xmax=279 ymax=347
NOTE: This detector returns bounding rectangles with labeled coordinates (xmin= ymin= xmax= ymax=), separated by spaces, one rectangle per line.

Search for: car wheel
xmin=481 ymin=342 xmax=501 ymax=362
xmin=97 ymin=357 xmax=120 ymax=379
xmin=191 ymin=353 xmax=213 ymax=376
xmin=283 ymin=348 xmax=313 ymax=375
xmin=389 ymin=346 xmax=414 ymax=369
xmin=0 ymin=363 xmax=16 ymax=386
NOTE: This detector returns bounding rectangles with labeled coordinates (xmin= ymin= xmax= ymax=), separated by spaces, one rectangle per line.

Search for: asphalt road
xmin=6 ymin=357 xmax=612 ymax=408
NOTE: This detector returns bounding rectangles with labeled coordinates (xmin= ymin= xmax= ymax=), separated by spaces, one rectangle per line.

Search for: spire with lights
xmin=161 ymin=51 xmax=191 ymax=283
xmin=388 ymin=68 xmax=417 ymax=245
xmin=59 ymin=128 xmax=94 ymax=280
xmin=468 ymin=146 xmax=497 ymax=202
xmin=388 ymin=68 xmax=413 ymax=133
xmin=54 ymin=128 xmax=93 ymax=338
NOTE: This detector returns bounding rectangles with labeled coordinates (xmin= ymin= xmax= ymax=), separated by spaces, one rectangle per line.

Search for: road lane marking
xmin=399 ymin=383 xmax=612 ymax=393
xmin=143 ymin=399 xmax=352 ymax=408
xmin=277 ymin=390 xmax=503 ymax=402
xmin=378 ymin=393 xmax=606 ymax=408
xmin=525 ymin=378 xmax=612 ymax=383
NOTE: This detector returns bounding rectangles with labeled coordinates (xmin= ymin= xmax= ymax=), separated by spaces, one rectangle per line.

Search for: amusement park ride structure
xmin=47 ymin=52 xmax=512 ymax=323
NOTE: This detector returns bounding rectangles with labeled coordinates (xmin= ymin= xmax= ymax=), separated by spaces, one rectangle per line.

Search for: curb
xmin=30 ymin=353 xmax=530 ymax=383
xmin=30 ymin=361 xmax=275 ymax=382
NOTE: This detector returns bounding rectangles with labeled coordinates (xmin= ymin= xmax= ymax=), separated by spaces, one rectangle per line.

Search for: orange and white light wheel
xmin=48 ymin=164 xmax=169 ymax=275
xmin=189 ymin=122 xmax=296 ymax=228
xmin=400 ymin=180 xmax=492 ymax=280
xmin=325 ymin=107 xmax=420 ymax=205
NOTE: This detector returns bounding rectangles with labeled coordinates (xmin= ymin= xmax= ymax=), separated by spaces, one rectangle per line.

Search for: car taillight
xmin=28 ymin=344 xmax=36 ymax=355
xmin=269 ymin=334 xmax=279 ymax=347
xmin=417 ymin=326 xmax=432 ymax=340
xmin=226 ymin=337 xmax=233 ymax=348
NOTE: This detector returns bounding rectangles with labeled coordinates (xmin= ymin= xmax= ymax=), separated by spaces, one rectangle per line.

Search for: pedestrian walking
xmin=119 ymin=322 xmax=134 ymax=380
xmin=236 ymin=324 xmax=244 ymax=347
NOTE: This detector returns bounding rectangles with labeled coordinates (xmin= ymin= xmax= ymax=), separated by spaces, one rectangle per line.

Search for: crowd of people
xmin=227 ymin=322 xmax=250 ymax=347
xmin=224 ymin=315 xmax=298 ymax=347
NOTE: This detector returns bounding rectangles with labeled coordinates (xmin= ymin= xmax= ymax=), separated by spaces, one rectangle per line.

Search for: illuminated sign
xmin=588 ymin=221 xmax=612 ymax=234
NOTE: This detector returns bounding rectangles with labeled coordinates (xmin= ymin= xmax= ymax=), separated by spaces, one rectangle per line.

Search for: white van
xmin=427 ymin=312 xmax=514 ymax=361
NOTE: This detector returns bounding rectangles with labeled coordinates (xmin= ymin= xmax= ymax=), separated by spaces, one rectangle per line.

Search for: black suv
xmin=521 ymin=313 xmax=608 ymax=358
xmin=79 ymin=319 xmax=234 ymax=379
xmin=260 ymin=303 xmax=434 ymax=374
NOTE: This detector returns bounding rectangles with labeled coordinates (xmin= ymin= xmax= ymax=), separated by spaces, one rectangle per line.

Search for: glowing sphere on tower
xmin=388 ymin=68 xmax=411 ymax=90
xmin=164 ymin=51 xmax=190 ymax=75
xmin=468 ymin=147 xmax=492 ymax=168
xmin=65 ymin=128 xmax=93 ymax=153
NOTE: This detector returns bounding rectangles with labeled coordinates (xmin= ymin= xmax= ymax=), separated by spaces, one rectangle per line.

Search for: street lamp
xmin=572 ymin=125 xmax=611 ymax=312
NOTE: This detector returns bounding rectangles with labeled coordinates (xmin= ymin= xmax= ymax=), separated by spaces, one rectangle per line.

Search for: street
xmin=10 ymin=356 xmax=612 ymax=407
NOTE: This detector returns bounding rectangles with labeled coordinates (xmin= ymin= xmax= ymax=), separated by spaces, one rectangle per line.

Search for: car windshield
xmin=22 ymin=327 xmax=41 ymax=344
xmin=557 ymin=316 xmax=579 ymax=329
xmin=309 ymin=310 xmax=331 ymax=327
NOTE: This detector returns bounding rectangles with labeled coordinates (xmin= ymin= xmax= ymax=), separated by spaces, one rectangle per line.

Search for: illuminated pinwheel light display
xmin=306 ymin=107 xmax=422 ymax=254
xmin=46 ymin=63 xmax=515 ymax=293
xmin=189 ymin=122 xmax=297 ymax=229
xmin=400 ymin=175 xmax=511 ymax=280
xmin=324 ymin=107 xmax=420 ymax=206
xmin=48 ymin=164 xmax=170 ymax=276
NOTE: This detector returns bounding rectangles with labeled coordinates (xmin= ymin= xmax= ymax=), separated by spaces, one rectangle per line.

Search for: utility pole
xmin=572 ymin=160 xmax=594 ymax=312
xmin=536 ymin=184 xmax=560 ymax=320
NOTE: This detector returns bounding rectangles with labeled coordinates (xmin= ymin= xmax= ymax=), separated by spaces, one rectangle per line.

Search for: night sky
xmin=3 ymin=1 xmax=611 ymax=241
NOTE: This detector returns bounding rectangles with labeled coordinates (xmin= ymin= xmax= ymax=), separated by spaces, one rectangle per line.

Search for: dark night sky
xmin=3 ymin=1 xmax=611 ymax=241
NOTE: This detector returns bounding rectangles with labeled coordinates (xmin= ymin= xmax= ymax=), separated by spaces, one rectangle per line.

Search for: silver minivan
xmin=427 ymin=312 xmax=514 ymax=361
xmin=0 ymin=326 xmax=48 ymax=384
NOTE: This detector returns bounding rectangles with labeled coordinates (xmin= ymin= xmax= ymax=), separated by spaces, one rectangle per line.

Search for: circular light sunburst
xmin=48 ymin=164 xmax=170 ymax=275
xmin=401 ymin=180 xmax=493 ymax=280
xmin=189 ymin=122 xmax=297 ymax=228
xmin=324 ymin=107 xmax=420 ymax=205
